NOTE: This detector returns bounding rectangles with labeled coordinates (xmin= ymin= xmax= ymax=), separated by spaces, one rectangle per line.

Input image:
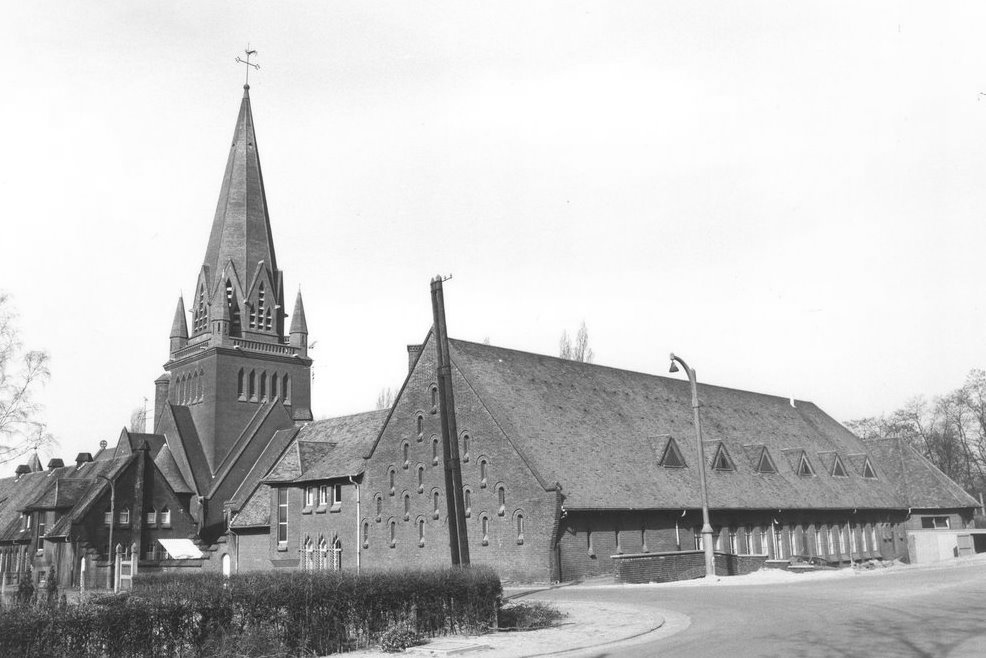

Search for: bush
xmin=380 ymin=623 xmax=421 ymax=653
xmin=0 ymin=566 xmax=502 ymax=657
xmin=497 ymin=601 xmax=565 ymax=631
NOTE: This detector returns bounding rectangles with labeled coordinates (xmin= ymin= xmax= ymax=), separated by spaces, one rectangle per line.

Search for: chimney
xmin=14 ymin=464 xmax=30 ymax=477
xmin=75 ymin=453 xmax=93 ymax=467
xmin=407 ymin=344 xmax=423 ymax=373
xmin=46 ymin=458 xmax=64 ymax=470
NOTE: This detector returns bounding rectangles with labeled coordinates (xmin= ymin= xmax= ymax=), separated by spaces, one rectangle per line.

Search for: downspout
xmin=226 ymin=509 xmax=239 ymax=575
xmin=349 ymin=475 xmax=360 ymax=574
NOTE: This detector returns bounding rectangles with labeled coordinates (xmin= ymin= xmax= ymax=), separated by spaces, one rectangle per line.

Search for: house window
xmin=318 ymin=485 xmax=328 ymax=506
xmin=729 ymin=528 xmax=738 ymax=554
xmin=332 ymin=483 xmax=342 ymax=506
xmin=305 ymin=486 xmax=315 ymax=508
xmin=861 ymin=526 xmax=869 ymax=552
xmin=615 ymin=527 xmax=622 ymax=554
xmin=103 ymin=511 xmax=111 ymax=526
xmin=375 ymin=494 xmax=382 ymax=521
xmin=481 ymin=515 xmax=490 ymax=546
xmin=260 ymin=372 xmax=268 ymax=401
xmin=479 ymin=459 xmax=488 ymax=488
xmin=36 ymin=514 xmax=46 ymax=551
xmin=430 ymin=385 xmax=438 ymax=412
xmin=389 ymin=519 xmax=397 ymax=548
xmin=516 ymin=512 xmax=525 ymax=545
xmin=862 ymin=458 xmax=878 ymax=479
xmin=416 ymin=415 xmax=424 ymax=441
xmin=756 ymin=448 xmax=776 ymax=474
xmin=658 ymin=436 xmax=686 ymax=468
xmin=403 ymin=493 xmax=411 ymax=521
xmin=641 ymin=526 xmax=648 ymax=553
xmin=277 ymin=488 xmax=288 ymax=545
xmin=303 ymin=537 xmax=314 ymax=571
xmin=248 ymin=370 xmax=257 ymax=401
xmin=160 ymin=507 xmax=171 ymax=527
xmin=418 ymin=518 xmax=425 ymax=547
xmin=119 ymin=509 xmax=130 ymax=525
xmin=497 ymin=485 xmax=506 ymax=516
xmin=815 ymin=525 xmax=824 ymax=556
xmin=282 ymin=374 xmax=291 ymax=404
xmin=921 ymin=516 xmax=950 ymax=529
xmin=417 ymin=465 xmax=424 ymax=493
xmin=362 ymin=520 xmax=370 ymax=549
xmin=870 ymin=525 xmax=879 ymax=550
xmin=464 ymin=488 xmax=472 ymax=518
xmin=711 ymin=444 xmax=734 ymax=471
xmin=238 ymin=369 xmax=246 ymax=400
xmin=759 ymin=528 xmax=769 ymax=556
xmin=146 ymin=510 xmax=157 ymax=527
xmin=432 ymin=437 xmax=439 ymax=466
xmin=694 ymin=528 xmax=703 ymax=551
xmin=271 ymin=373 xmax=279 ymax=399
xmin=832 ymin=455 xmax=848 ymax=478
xmin=827 ymin=525 xmax=836 ymax=555
xmin=332 ymin=538 xmax=342 ymax=570
xmin=388 ymin=468 xmax=396 ymax=496
xmin=433 ymin=490 xmax=441 ymax=520
xmin=402 ymin=442 xmax=410 ymax=469
xmin=849 ymin=525 xmax=858 ymax=554
xmin=461 ymin=433 xmax=470 ymax=462
xmin=796 ymin=452 xmax=815 ymax=477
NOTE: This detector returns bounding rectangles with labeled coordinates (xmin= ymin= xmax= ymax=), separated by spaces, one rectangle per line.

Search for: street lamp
xmin=96 ymin=475 xmax=115 ymax=591
xmin=669 ymin=353 xmax=715 ymax=578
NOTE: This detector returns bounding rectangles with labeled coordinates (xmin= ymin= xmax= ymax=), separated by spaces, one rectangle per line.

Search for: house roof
xmin=446 ymin=338 xmax=974 ymax=512
xmin=865 ymin=437 xmax=979 ymax=509
xmin=230 ymin=483 xmax=271 ymax=528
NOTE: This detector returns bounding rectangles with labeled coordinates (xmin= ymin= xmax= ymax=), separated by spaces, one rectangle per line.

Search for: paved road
xmin=529 ymin=563 xmax=986 ymax=657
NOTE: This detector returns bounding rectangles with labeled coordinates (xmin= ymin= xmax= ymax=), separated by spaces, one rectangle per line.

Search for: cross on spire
xmin=235 ymin=46 xmax=259 ymax=87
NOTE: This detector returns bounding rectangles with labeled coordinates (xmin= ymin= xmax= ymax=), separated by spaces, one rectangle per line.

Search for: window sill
xmin=301 ymin=507 xmax=313 ymax=515
xmin=329 ymin=504 xmax=342 ymax=514
xmin=277 ymin=543 xmax=288 ymax=552
xmin=315 ymin=505 xmax=327 ymax=514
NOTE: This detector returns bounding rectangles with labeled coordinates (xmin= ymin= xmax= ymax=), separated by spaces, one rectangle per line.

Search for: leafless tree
xmin=129 ymin=401 xmax=148 ymax=434
xmin=0 ymin=294 xmax=54 ymax=465
xmin=559 ymin=321 xmax=594 ymax=363
xmin=376 ymin=387 xmax=396 ymax=410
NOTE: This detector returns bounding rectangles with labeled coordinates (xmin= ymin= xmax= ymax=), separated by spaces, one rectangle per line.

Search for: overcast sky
xmin=3 ymin=3 xmax=986 ymax=473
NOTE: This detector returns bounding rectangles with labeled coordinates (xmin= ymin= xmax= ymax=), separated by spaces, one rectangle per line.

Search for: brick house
xmin=1 ymin=83 xmax=980 ymax=588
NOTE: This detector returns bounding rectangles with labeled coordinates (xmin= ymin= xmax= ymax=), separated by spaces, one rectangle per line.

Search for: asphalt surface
xmin=526 ymin=561 xmax=986 ymax=657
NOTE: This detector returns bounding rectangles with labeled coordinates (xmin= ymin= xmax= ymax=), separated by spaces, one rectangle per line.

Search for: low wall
xmin=613 ymin=551 xmax=767 ymax=584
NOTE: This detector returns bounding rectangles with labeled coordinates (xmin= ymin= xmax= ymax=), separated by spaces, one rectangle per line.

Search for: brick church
xmin=0 ymin=84 xmax=980 ymax=589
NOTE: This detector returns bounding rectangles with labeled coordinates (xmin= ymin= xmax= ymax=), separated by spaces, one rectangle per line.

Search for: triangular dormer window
xmin=711 ymin=444 xmax=734 ymax=471
xmin=659 ymin=437 xmax=686 ymax=468
xmin=862 ymin=458 xmax=877 ymax=479
xmin=797 ymin=452 xmax=815 ymax=477
xmin=832 ymin=455 xmax=848 ymax=478
xmin=756 ymin=448 xmax=776 ymax=474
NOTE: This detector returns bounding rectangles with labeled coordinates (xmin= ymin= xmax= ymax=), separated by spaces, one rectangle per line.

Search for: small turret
xmin=289 ymin=290 xmax=308 ymax=357
xmin=212 ymin=292 xmax=231 ymax=344
xmin=170 ymin=296 xmax=189 ymax=354
xmin=27 ymin=452 xmax=42 ymax=473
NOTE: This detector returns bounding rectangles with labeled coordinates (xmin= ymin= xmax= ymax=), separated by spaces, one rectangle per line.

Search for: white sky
xmin=3 ymin=2 xmax=986 ymax=473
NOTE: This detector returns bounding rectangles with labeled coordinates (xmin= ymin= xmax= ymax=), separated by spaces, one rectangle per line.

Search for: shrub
xmin=380 ymin=623 xmax=421 ymax=653
xmin=0 ymin=566 xmax=502 ymax=656
xmin=497 ymin=601 xmax=565 ymax=631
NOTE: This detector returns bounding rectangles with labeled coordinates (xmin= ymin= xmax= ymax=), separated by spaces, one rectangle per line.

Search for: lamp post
xmin=669 ymin=353 xmax=715 ymax=578
xmin=96 ymin=475 xmax=115 ymax=590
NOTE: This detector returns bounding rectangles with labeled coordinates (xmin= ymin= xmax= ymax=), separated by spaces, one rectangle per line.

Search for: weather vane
xmin=235 ymin=46 xmax=260 ymax=86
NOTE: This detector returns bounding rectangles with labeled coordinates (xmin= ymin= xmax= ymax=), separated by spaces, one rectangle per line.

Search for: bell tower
xmin=155 ymin=84 xmax=313 ymax=477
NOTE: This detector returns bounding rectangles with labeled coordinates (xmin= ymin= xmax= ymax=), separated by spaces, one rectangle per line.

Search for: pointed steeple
xmin=202 ymin=85 xmax=277 ymax=291
xmin=289 ymin=289 xmax=308 ymax=356
xmin=169 ymin=296 xmax=189 ymax=354
xmin=27 ymin=451 xmax=42 ymax=473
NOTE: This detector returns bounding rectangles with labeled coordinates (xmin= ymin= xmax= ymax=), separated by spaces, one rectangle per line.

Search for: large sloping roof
xmin=446 ymin=338 xmax=969 ymax=511
xmin=865 ymin=437 xmax=979 ymax=509
xmin=293 ymin=410 xmax=388 ymax=482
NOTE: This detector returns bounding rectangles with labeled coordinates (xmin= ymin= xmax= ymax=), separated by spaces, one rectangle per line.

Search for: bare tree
xmin=0 ymin=294 xmax=54 ymax=465
xmin=129 ymin=399 xmax=148 ymax=434
xmin=376 ymin=387 xmax=396 ymax=410
xmin=559 ymin=321 xmax=594 ymax=363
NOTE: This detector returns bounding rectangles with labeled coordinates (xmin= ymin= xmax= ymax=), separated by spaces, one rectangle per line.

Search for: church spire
xmin=202 ymin=85 xmax=277 ymax=291
xmin=170 ymin=296 xmax=188 ymax=353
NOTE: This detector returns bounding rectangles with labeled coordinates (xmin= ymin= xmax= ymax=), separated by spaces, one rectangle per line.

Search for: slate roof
xmin=446 ymin=338 xmax=977 ymax=512
xmin=291 ymin=410 xmax=388 ymax=483
xmin=230 ymin=483 xmax=271 ymax=528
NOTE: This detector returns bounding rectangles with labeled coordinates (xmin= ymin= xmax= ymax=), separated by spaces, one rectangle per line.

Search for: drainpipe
xmin=226 ymin=508 xmax=239 ymax=575
xmin=349 ymin=475 xmax=360 ymax=574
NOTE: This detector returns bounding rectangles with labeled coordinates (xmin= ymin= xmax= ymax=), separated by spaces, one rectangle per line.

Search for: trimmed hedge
xmin=0 ymin=566 xmax=501 ymax=657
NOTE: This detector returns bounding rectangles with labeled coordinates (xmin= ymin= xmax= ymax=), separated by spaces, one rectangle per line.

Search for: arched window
xmin=225 ymin=280 xmax=241 ymax=336
xmin=418 ymin=517 xmax=425 ymax=547
xmin=362 ymin=520 xmax=370 ymax=548
xmin=461 ymin=433 xmax=470 ymax=462
xmin=194 ymin=284 xmax=208 ymax=333
xmin=238 ymin=369 xmax=245 ymax=400
xmin=432 ymin=489 xmax=441 ymax=520
xmin=318 ymin=536 xmax=329 ymax=570
xmin=403 ymin=493 xmax=411 ymax=521
xmin=497 ymin=485 xmax=506 ymax=516
xmin=464 ymin=488 xmax=472 ymax=518
xmin=432 ymin=437 xmax=439 ymax=466
xmin=198 ymin=369 xmax=205 ymax=401
xmin=332 ymin=537 xmax=342 ymax=570
xmin=480 ymin=514 xmax=490 ymax=546
xmin=265 ymin=308 xmax=272 ymax=331
xmin=479 ymin=458 xmax=488 ymax=488
xmin=430 ymin=385 xmax=438 ymax=412
xmin=283 ymin=374 xmax=291 ymax=403
xmin=388 ymin=468 xmax=396 ymax=496
xmin=402 ymin=442 xmax=410 ymax=469
xmin=375 ymin=494 xmax=383 ymax=521
xmin=248 ymin=370 xmax=256 ymax=401
xmin=515 ymin=512 xmax=525 ymax=545
xmin=416 ymin=415 xmax=424 ymax=441
xmin=417 ymin=465 xmax=425 ymax=493
xmin=389 ymin=519 xmax=397 ymax=548
xmin=259 ymin=371 xmax=267 ymax=401
xmin=270 ymin=373 xmax=279 ymax=400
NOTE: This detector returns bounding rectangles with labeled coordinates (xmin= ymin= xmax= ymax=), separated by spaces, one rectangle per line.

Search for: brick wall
xmin=361 ymin=335 xmax=557 ymax=582
xmin=613 ymin=551 xmax=767 ymax=583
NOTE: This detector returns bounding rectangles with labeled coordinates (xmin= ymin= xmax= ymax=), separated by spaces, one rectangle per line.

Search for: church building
xmin=1 ymin=83 xmax=980 ymax=589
